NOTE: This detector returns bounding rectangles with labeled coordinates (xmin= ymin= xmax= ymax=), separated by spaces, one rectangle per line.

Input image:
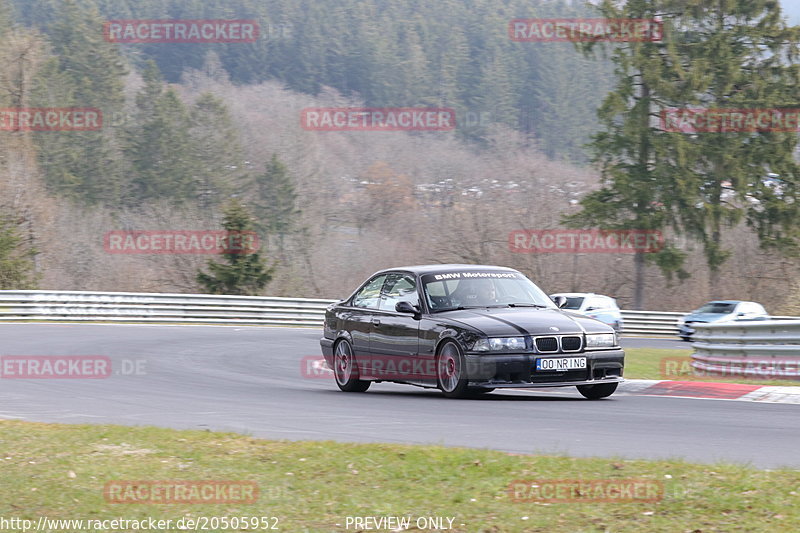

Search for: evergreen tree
xmin=252 ymin=154 xmax=299 ymax=237
xmin=564 ymin=0 xmax=693 ymax=309
xmin=0 ymin=216 xmax=38 ymax=289
xmin=189 ymin=92 xmax=245 ymax=208
xmin=197 ymin=200 xmax=274 ymax=295
xmin=658 ymin=0 xmax=800 ymax=296
xmin=567 ymin=0 xmax=800 ymax=305
xmin=0 ymin=0 xmax=11 ymax=35
xmin=30 ymin=0 xmax=127 ymax=204
xmin=124 ymin=62 xmax=197 ymax=203
xmin=7 ymin=0 xmax=623 ymax=162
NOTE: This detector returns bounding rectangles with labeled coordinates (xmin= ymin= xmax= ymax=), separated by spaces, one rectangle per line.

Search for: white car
xmin=550 ymin=293 xmax=623 ymax=333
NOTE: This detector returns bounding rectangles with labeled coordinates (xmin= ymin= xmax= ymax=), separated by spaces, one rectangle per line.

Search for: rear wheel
xmin=436 ymin=341 xmax=470 ymax=399
xmin=577 ymin=382 xmax=618 ymax=400
xmin=333 ymin=340 xmax=370 ymax=392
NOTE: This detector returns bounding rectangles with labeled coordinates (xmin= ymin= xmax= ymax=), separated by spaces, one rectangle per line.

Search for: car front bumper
xmin=463 ymin=349 xmax=624 ymax=388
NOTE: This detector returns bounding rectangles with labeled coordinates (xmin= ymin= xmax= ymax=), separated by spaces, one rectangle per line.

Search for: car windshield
xmin=561 ymin=297 xmax=584 ymax=310
xmin=695 ymin=302 xmax=737 ymax=314
xmin=422 ymin=271 xmax=556 ymax=312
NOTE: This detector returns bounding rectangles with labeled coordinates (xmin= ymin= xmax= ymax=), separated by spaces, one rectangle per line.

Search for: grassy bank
xmin=623 ymin=348 xmax=800 ymax=387
xmin=0 ymin=420 xmax=798 ymax=532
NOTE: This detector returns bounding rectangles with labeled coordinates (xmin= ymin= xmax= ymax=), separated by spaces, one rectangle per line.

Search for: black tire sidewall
xmin=334 ymin=339 xmax=370 ymax=392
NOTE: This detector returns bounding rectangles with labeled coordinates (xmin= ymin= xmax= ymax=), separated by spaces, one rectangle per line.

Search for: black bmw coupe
xmin=319 ymin=265 xmax=624 ymax=399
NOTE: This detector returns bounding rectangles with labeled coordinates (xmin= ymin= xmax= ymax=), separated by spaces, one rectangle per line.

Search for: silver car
xmin=550 ymin=293 xmax=624 ymax=333
xmin=677 ymin=300 xmax=768 ymax=341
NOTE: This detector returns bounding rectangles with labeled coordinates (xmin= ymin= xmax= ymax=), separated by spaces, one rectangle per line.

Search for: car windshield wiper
xmin=431 ymin=305 xmax=485 ymax=313
xmin=492 ymin=303 xmax=550 ymax=308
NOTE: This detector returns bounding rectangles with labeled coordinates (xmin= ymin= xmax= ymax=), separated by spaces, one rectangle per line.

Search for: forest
xmin=1 ymin=0 xmax=799 ymax=313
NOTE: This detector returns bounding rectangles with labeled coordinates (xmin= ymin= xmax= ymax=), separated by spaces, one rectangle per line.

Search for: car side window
xmin=352 ymin=274 xmax=388 ymax=309
xmin=598 ymin=296 xmax=616 ymax=309
xmin=740 ymin=303 xmax=765 ymax=315
xmin=380 ymin=273 xmax=419 ymax=312
xmin=586 ymin=297 xmax=605 ymax=310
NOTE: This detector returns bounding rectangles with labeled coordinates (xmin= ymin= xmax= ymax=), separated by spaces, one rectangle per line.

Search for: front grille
xmin=561 ymin=336 xmax=582 ymax=352
xmin=535 ymin=337 xmax=558 ymax=352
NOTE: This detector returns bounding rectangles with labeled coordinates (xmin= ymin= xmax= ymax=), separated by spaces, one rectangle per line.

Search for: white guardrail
xmin=0 ymin=290 xmax=334 ymax=327
xmin=0 ymin=290 xmax=796 ymax=338
xmin=691 ymin=320 xmax=800 ymax=379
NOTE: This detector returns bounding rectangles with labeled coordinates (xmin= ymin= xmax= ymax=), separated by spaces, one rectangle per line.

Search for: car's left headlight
xmin=585 ymin=333 xmax=616 ymax=349
xmin=472 ymin=337 xmax=527 ymax=352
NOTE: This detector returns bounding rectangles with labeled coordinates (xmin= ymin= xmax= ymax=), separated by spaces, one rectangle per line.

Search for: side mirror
xmin=395 ymin=301 xmax=420 ymax=315
xmin=553 ymin=296 xmax=568 ymax=308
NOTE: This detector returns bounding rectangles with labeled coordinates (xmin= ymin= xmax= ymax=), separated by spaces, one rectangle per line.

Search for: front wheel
xmin=577 ymin=382 xmax=618 ymax=400
xmin=436 ymin=341 xmax=470 ymax=399
xmin=333 ymin=340 xmax=370 ymax=392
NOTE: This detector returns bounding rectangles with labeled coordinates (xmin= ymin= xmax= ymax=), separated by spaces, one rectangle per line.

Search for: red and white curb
xmin=621 ymin=380 xmax=800 ymax=404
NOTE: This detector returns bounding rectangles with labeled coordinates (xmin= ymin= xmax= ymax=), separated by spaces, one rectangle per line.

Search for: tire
xmin=577 ymin=382 xmax=618 ymax=400
xmin=680 ymin=336 xmax=692 ymax=342
xmin=333 ymin=339 xmax=370 ymax=392
xmin=436 ymin=341 xmax=470 ymax=399
xmin=467 ymin=387 xmax=495 ymax=395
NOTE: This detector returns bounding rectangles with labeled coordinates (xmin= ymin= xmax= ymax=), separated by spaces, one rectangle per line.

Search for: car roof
xmin=373 ymin=264 xmax=520 ymax=275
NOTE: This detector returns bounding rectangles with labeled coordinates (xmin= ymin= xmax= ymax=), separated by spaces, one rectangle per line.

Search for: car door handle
xmin=372 ymin=318 xmax=381 ymax=326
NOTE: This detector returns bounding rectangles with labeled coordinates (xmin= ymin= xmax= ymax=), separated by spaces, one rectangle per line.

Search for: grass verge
xmin=623 ymin=348 xmax=800 ymax=387
xmin=0 ymin=420 xmax=798 ymax=532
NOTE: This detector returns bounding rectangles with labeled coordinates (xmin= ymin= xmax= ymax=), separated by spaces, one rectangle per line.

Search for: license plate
xmin=536 ymin=357 xmax=587 ymax=371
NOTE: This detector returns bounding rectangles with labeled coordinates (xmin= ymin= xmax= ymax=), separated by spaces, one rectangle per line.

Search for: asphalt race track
xmin=0 ymin=324 xmax=797 ymax=469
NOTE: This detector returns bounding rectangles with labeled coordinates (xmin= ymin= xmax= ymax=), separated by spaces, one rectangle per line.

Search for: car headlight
xmin=472 ymin=337 xmax=527 ymax=352
xmin=585 ymin=333 xmax=616 ymax=349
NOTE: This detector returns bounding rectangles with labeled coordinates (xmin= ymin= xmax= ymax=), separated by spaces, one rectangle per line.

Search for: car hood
xmin=439 ymin=308 xmax=610 ymax=336
xmin=684 ymin=312 xmax=732 ymax=323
